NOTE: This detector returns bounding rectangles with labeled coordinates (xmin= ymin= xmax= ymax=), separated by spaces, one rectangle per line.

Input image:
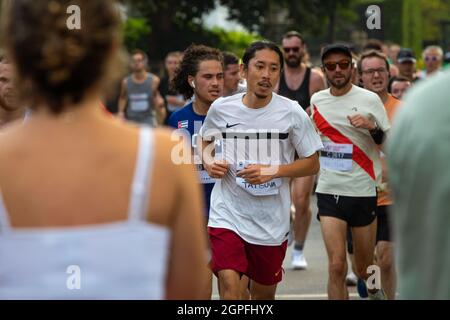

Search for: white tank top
xmin=0 ymin=127 xmax=170 ymax=299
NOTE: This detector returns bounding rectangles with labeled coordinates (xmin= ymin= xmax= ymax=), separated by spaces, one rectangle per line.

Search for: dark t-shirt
xmin=168 ymin=102 xmax=215 ymax=217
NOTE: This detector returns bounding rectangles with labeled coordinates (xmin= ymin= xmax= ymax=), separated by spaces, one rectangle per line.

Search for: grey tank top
xmin=126 ymin=74 xmax=156 ymax=127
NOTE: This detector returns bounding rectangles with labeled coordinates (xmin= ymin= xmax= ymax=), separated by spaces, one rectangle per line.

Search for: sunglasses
xmin=425 ymin=56 xmax=440 ymax=62
xmin=362 ymin=68 xmax=388 ymax=76
xmin=323 ymin=60 xmax=351 ymax=71
xmin=283 ymin=47 xmax=300 ymax=53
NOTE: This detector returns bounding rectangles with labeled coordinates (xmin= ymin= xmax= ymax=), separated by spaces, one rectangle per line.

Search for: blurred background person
xmin=0 ymin=53 xmax=27 ymax=128
xmin=222 ymin=51 xmax=245 ymax=97
xmin=419 ymin=45 xmax=444 ymax=79
xmin=118 ymin=49 xmax=165 ymax=126
xmin=159 ymin=51 xmax=186 ymax=124
xmin=0 ymin=0 xmax=207 ymax=300
xmin=388 ymin=76 xmax=412 ymax=100
xmin=396 ymin=48 xmax=419 ymax=82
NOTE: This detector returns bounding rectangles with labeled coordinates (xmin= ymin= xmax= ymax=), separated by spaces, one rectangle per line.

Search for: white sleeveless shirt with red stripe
xmin=311 ymin=85 xmax=390 ymax=197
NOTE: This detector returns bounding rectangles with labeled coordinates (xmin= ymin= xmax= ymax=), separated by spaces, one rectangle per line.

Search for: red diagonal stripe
xmin=313 ymin=105 xmax=375 ymax=180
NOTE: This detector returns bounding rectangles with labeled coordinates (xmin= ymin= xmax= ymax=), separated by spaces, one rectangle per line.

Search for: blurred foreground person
xmin=0 ymin=0 xmax=207 ymax=300
xmin=388 ymin=69 xmax=450 ymax=299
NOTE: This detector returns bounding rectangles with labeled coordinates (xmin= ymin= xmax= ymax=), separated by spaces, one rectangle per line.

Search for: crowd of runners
xmin=0 ymin=0 xmax=449 ymax=300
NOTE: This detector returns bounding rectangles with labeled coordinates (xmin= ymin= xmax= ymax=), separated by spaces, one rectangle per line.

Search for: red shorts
xmin=208 ymin=227 xmax=287 ymax=286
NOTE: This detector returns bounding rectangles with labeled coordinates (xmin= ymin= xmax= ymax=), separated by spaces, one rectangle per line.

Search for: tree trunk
xmin=327 ymin=2 xmax=337 ymax=43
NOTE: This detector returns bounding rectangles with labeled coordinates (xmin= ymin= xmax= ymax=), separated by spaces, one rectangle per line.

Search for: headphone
xmin=191 ymin=81 xmax=195 ymax=89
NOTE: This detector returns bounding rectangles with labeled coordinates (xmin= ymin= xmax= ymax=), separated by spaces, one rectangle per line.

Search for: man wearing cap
xmin=311 ymin=44 xmax=391 ymax=300
xmin=396 ymin=48 xmax=419 ymax=82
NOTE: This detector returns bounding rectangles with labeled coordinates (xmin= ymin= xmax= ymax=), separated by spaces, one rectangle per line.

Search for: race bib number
xmin=235 ymin=160 xmax=281 ymax=196
xmin=319 ymin=142 xmax=353 ymax=172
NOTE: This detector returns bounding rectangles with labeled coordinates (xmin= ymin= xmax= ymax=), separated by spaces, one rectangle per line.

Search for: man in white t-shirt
xmin=311 ymin=44 xmax=390 ymax=300
xmin=199 ymin=41 xmax=323 ymax=300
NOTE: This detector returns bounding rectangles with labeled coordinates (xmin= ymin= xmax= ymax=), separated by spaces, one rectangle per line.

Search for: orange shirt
xmin=377 ymin=95 xmax=401 ymax=206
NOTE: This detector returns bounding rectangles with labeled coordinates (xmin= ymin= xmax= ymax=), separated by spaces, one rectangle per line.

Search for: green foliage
xmin=209 ymin=28 xmax=262 ymax=58
xmin=420 ymin=0 xmax=450 ymax=43
xmin=118 ymin=0 xmax=450 ymax=64
xmin=123 ymin=18 xmax=151 ymax=53
xmin=402 ymin=0 xmax=423 ymax=56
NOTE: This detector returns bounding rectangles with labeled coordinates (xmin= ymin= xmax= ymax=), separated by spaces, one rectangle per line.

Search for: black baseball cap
xmin=321 ymin=44 xmax=353 ymax=62
xmin=397 ymin=48 xmax=416 ymax=63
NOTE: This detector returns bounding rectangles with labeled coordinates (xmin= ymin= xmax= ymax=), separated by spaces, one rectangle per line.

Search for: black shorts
xmin=376 ymin=205 xmax=392 ymax=242
xmin=316 ymin=193 xmax=377 ymax=227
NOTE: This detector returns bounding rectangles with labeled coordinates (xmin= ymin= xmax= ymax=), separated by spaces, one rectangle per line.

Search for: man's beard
xmin=327 ymin=73 xmax=352 ymax=89
xmin=285 ymin=56 xmax=301 ymax=68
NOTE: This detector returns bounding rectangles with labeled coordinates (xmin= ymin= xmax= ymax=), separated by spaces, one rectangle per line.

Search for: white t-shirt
xmin=310 ymin=85 xmax=390 ymax=197
xmin=199 ymin=92 xmax=323 ymax=245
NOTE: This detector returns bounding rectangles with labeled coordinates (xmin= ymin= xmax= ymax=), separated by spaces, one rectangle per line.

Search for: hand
xmin=305 ymin=106 xmax=312 ymax=116
xmin=204 ymin=160 xmax=229 ymax=179
xmin=236 ymin=164 xmax=277 ymax=185
xmin=347 ymin=114 xmax=376 ymax=131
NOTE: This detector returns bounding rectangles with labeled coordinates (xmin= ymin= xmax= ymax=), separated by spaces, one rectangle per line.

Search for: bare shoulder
xmin=310 ymin=68 xmax=325 ymax=81
xmin=0 ymin=121 xmax=29 ymax=155
xmin=151 ymin=127 xmax=178 ymax=170
xmin=151 ymin=73 xmax=161 ymax=84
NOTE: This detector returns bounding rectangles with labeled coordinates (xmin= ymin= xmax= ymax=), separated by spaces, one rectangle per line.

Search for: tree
xmin=121 ymin=0 xmax=217 ymax=60
xmin=220 ymin=0 xmax=357 ymax=44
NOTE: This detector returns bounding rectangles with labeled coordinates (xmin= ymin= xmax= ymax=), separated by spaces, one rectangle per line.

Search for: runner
xmin=199 ymin=40 xmax=323 ymax=300
xmin=118 ymin=49 xmax=165 ymax=126
xmin=419 ymin=45 xmax=444 ymax=79
xmin=388 ymin=76 xmax=412 ymax=100
xmin=159 ymin=51 xmax=186 ymax=123
xmin=358 ymin=50 xmax=401 ymax=299
xmin=396 ymin=48 xmax=419 ymax=82
xmin=167 ymin=44 xmax=224 ymax=299
xmin=277 ymin=31 xmax=326 ymax=270
xmin=222 ymin=51 xmax=246 ymax=97
xmin=311 ymin=44 xmax=390 ymax=300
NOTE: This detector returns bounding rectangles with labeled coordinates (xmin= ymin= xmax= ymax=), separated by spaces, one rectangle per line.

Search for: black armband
xmin=370 ymin=125 xmax=385 ymax=145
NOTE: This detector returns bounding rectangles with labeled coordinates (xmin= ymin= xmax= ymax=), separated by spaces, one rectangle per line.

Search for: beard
xmin=285 ymin=56 xmax=301 ymax=68
xmin=327 ymin=73 xmax=352 ymax=89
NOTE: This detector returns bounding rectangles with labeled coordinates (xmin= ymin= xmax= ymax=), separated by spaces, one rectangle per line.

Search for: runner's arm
xmin=199 ymin=138 xmax=228 ymax=179
xmin=276 ymin=152 xmax=320 ymax=178
xmin=117 ymin=78 xmax=127 ymax=118
xmin=152 ymin=76 xmax=167 ymax=125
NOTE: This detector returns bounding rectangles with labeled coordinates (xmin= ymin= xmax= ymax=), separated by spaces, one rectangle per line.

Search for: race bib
xmin=196 ymin=164 xmax=215 ymax=184
xmin=129 ymin=94 xmax=150 ymax=112
xmin=319 ymin=142 xmax=353 ymax=172
xmin=235 ymin=160 xmax=282 ymax=196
